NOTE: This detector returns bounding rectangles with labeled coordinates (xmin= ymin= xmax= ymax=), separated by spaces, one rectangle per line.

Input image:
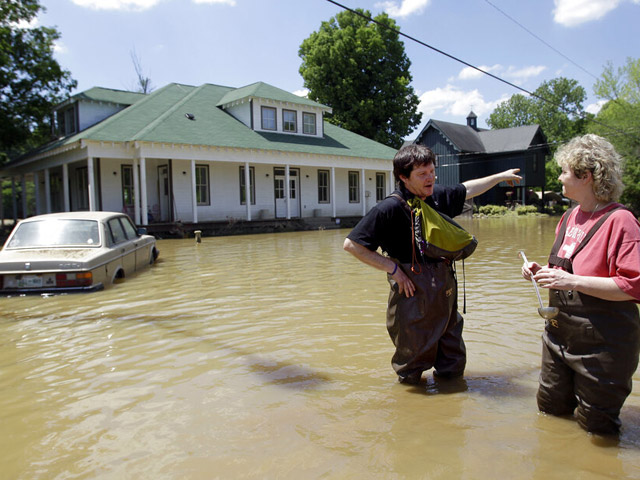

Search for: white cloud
xmin=456 ymin=64 xmax=546 ymax=84
xmin=54 ymin=41 xmax=69 ymax=54
xmin=553 ymin=0 xmax=621 ymax=27
xmin=71 ymin=0 xmax=162 ymax=11
xmin=376 ymin=0 xmax=431 ymax=18
xmin=417 ymin=84 xmax=509 ymax=119
xmin=72 ymin=0 xmax=235 ymax=9
xmin=192 ymin=0 xmax=236 ymax=5
xmin=293 ymin=89 xmax=309 ymax=98
xmin=504 ymin=65 xmax=547 ymax=82
xmin=585 ymin=99 xmax=607 ymax=114
xmin=458 ymin=65 xmax=502 ymax=80
xmin=13 ymin=17 xmax=38 ymax=29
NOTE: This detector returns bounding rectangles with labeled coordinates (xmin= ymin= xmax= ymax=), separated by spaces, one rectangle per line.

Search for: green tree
xmin=1 ymin=0 xmax=76 ymax=164
xmin=299 ymin=9 xmax=421 ymax=149
xmin=589 ymin=57 xmax=640 ymax=214
xmin=487 ymin=77 xmax=590 ymax=191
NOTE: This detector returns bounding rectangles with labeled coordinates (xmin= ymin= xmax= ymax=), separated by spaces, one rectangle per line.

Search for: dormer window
xmin=283 ymin=110 xmax=297 ymax=133
xmin=303 ymin=112 xmax=316 ymax=135
xmin=56 ymin=105 xmax=77 ymax=136
xmin=261 ymin=106 xmax=277 ymax=130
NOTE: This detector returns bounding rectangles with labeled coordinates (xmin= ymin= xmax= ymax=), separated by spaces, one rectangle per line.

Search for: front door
xmin=158 ymin=165 xmax=171 ymax=222
xmin=274 ymin=168 xmax=300 ymax=218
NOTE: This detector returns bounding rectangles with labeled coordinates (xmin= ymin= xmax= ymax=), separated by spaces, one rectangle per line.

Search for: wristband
xmin=390 ymin=263 xmax=398 ymax=276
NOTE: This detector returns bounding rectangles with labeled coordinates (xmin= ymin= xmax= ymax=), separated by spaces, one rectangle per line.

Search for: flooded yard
xmin=2 ymin=216 xmax=640 ymax=479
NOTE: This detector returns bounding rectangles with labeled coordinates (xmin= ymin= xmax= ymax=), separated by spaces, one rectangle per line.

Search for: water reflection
xmin=1 ymin=217 xmax=640 ymax=479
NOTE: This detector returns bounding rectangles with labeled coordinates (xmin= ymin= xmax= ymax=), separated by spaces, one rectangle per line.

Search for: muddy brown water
xmin=2 ymin=216 xmax=639 ymax=479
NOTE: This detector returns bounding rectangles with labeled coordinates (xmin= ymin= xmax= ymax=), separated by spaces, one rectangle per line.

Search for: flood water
xmin=2 ymin=216 xmax=640 ymax=479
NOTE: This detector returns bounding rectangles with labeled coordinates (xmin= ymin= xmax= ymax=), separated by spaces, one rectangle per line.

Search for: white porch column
xmin=44 ymin=168 xmax=51 ymax=213
xmin=133 ymin=158 xmax=140 ymax=224
xmin=331 ymin=167 xmax=336 ymax=218
xmin=361 ymin=168 xmax=366 ymax=216
xmin=285 ymin=164 xmax=291 ymax=220
xmin=190 ymin=159 xmax=198 ymax=224
xmin=62 ymin=164 xmax=70 ymax=212
xmin=140 ymin=157 xmax=148 ymax=226
xmin=87 ymin=157 xmax=95 ymax=211
xmin=388 ymin=170 xmax=394 ymax=195
xmin=34 ymin=171 xmax=40 ymax=215
xmin=244 ymin=161 xmax=251 ymax=221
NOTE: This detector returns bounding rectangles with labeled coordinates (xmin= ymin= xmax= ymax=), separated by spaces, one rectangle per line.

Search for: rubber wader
xmin=539 ymin=207 xmax=640 ymax=434
xmin=387 ymin=261 xmax=466 ymax=380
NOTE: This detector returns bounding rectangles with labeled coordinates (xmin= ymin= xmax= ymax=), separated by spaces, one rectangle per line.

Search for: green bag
xmin=397 ymin=195 xmax=477 ymax=261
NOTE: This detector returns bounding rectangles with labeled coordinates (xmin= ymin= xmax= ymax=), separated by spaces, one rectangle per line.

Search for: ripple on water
xmin=2 ymin=223 xmax=640 ymax=479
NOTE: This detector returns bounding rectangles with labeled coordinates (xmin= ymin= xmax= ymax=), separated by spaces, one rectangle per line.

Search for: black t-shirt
xmin=346 ymin=184 xmax=467 ymax=263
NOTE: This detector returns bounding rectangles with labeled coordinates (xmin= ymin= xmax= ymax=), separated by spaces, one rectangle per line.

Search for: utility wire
xmin=323 ymin=0 xmax=639 ymax=141
xmin=483 ymin=0 xmax=599 ymax=81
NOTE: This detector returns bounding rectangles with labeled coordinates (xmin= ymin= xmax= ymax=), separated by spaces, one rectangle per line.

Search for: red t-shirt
xmin=555 ymin=203 xmax=640 ymax=300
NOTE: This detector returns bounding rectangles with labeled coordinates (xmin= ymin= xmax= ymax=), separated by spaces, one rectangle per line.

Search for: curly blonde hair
xmin=555 ymin=134 xmax=625 ymax=203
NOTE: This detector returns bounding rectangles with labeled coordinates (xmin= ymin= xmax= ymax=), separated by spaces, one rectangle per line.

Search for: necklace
xmin=587 ymin=203 xmax=600 ymax=222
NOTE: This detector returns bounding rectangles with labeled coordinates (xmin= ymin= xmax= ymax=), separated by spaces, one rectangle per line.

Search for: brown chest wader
xmin=538 ymin=207 xmax=640 ymax=434
xmin=386 ymin=194 xmax=466 ymax=381
xmin=387 ymin=261 xmax=465 ymax=380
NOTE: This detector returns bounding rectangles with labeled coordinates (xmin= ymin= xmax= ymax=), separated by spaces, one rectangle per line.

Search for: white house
xmin=0 ymin=82 xmax=398 ymax=227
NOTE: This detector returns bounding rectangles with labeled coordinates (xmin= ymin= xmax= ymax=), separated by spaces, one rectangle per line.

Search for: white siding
xmin=77 ymin=102 xmax=125 ymax=131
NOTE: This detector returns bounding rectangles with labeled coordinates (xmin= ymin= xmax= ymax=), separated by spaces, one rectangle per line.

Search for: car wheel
xmin=149 ymin=247 xmax=158 ymax=264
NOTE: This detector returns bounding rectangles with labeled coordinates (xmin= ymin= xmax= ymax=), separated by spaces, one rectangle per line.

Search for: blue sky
xmin=35 ymin=0 xmax=639 ymax=138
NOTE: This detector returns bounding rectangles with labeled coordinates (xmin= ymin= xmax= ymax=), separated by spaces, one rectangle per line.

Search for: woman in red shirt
xmin=522 ymin=134 xmax=640 ymax=435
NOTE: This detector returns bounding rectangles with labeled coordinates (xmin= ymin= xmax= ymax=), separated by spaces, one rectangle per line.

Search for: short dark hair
xmin=393 ymin=144 xmax=436 ymax=184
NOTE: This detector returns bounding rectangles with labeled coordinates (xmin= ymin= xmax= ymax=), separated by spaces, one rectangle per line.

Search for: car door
xmin=119 ymin=215 xmax=151 ymax=271
xmin=107 ymin=217 xmax=137 ymax=275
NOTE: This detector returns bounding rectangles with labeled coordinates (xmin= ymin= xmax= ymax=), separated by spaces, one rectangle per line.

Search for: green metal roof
xmin=9 ymin=82 xmax=397 ymax=168
xmin=56 ymin=87 xmax=147 ymax=110
xmin=217 ymin=81 xmax=329 ymax=111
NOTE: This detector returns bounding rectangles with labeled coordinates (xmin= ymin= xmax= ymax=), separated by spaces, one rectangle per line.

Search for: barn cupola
xmin=466 ymin=111 xmax=478 ymax=131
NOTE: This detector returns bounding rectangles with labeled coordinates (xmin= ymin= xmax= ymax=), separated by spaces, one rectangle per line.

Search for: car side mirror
xmin=137 ymin=227 xmax=147 ymax=236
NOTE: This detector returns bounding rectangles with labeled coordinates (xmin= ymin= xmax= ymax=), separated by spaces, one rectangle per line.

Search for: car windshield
xmin=6 ymin=219 xmax=101 ymax=248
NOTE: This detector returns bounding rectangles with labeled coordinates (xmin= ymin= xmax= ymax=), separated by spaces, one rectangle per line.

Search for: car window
xmin=108 ymin=218 xmax=127 ymax=245
xmin=7 ymin=219 xmax=100 ymax=248
xmin=120 ymin=216 xmax=139 ymax=239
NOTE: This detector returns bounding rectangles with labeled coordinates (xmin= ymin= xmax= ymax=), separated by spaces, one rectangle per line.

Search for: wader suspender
xmin=388 ymin=193 xmax=468 ymax=313
xmin=389 ymin=193 xmax=422 ymax=274
xmin=548 ymin=206 xmax=624 ymax=272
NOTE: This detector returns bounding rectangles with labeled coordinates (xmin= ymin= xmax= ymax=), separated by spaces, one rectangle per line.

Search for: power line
xmin=483 ymin=0 xmax=599 ymax=81
xmin=323 ymin=0 xmax=639 ymax=142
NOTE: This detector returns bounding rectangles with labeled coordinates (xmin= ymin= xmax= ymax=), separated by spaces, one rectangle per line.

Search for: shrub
xmin=516 ymin=205 xmax=539 ymax=215
xmin=478 ymin=205 xmax=508 ymax=216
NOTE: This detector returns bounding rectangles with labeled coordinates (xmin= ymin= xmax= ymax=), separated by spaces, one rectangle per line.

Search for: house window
xmin=274 ymin=178 xmax=285 ymax=199
xmin=283 ymin=110 xmax=297 ymax=133
xmin=76 ymin=167 xmax=89 ymax=210
xmin=195 ymin=165 xmax=210 ymax=205
xmin=348 ymin=171 xmax=359 ymax=203
xmin=122 ymin=165 xmax=134 ymax=207
xmin=376 ymin=172 xmax=385 ymax=202
xmin=318 ymin=170 xmax=329 ymax=203
xmin=56 ymin=106 xmax=77 ymax=136
xmin=261 ymin=106 xmax=277 ymax=131
xmin=50 ymin=172 xmax=62 ymax=212
xmin=303 ymin=112 xmax=316 ymax=135
xmin=239 ymin=166 xmax=256 ymax=205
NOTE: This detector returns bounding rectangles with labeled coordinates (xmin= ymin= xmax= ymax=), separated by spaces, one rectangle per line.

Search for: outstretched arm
xmin=463 ymin=168 xmax=522 ymax=199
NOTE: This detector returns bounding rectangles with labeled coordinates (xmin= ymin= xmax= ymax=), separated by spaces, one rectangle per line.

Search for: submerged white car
xmin=0 ymin=211 xmax=159 ymax=294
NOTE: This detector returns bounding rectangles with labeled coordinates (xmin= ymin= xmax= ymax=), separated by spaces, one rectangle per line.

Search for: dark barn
xmin=414 ymin=112 xmax=550 ymax=207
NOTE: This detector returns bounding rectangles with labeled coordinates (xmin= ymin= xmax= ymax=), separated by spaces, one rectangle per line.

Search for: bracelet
xmin=390 ymin=263 xmax=398 ymax=275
